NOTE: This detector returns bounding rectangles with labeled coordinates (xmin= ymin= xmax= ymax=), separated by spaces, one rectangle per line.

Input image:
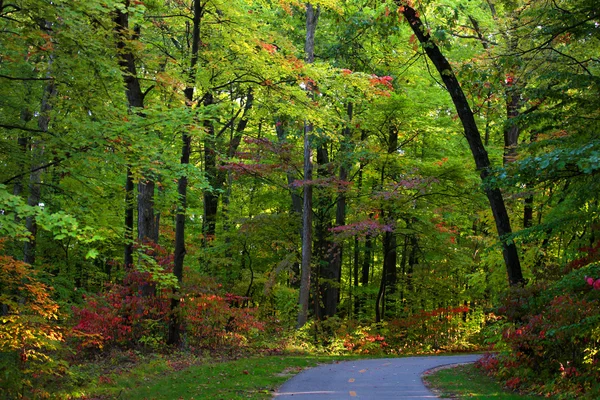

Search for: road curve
xmin=274 ymin=354 xmax=481 ymax=399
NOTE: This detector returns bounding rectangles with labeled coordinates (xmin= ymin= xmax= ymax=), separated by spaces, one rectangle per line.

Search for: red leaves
xmin=369 ymin=74 xmax=394 ymax=96
xmin=330 ymin=219 xmax=393 ymax=240
xmin=259 ymin=42 xmax=277 ymax=54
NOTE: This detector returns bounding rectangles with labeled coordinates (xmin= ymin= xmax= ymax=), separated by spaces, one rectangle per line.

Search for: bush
xmin=0 ymin=249 xmax=66 ymax=399
xmin=480 ymin=262 xmax=600 ymax=398
xmin=71 ymin=268 xmax=172 ymax=351
xmin=182 ymin=293 xmax=265 ymax=350
xmin=385 ymin=305 xmax=480 ymax=353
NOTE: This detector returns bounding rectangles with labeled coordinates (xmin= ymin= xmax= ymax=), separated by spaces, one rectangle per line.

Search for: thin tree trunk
xmin=297 ymin=119 xmax=314 ymax=328
xmin=326 ymin=102 xmax=353 ymax=317
xmin=400 ymin=4 xmax=524 ymax=286
xmin=297 ymin=2 xmax=319 ymax=329
xmin=167 ymin=0 xmax=202 ymax=346
xmin=201 ymin=88 xmax=253 ymax=247
xmin=24 ymin=39 xmax=55 ymax=265
xmin=276 ymin=118 xmax=303 ymax=287
xmin=202 ymin=93 xmax=218 ymax=246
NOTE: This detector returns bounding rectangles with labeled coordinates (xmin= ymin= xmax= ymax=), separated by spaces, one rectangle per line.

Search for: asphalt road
xmin=274 ymin=354 xmax=482 ymax=399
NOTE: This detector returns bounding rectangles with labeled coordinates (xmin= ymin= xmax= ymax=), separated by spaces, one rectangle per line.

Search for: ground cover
xmin=423 ymin=363 xmax=548 ymax=399
xmin=64 ymin=352 xmax=355 ymax=399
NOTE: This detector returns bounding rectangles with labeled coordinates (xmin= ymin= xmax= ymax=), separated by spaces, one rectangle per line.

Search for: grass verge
xmin=423 ymin=363 xmax=545 ymax=399
xmin=67 ymin=353 xmax=352 ymax=399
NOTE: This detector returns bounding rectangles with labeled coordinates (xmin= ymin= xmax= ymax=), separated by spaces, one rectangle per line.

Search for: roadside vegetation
xmin=424 ymin=364 xmax=545 ymax=400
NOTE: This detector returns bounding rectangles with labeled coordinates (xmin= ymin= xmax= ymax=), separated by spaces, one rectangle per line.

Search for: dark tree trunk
xmin=115 ymin=2 xmax=158 ymax=254
xmin=353 ymin=235 xmax=360 ymax=317
xmin=167 ymin=0 xmax=201 ymax=346
xmin=13 ymin=108 xmax=31 ymax=198
xmin=137 ymin=180 xmax=157 ymax=243
xmin=383 ymin=229 xmax=397 ymax=317
xmin=297 ymin=118 xmax=314 ymax=328
xmin=359 ymin=232 xmax=372 ymax=316
xmin=297 ymin=2 xmax=319 ymax=329
xmin=276 ymin=118 xmax=303 ymax=287
xmin=315 ymin=144 xmax=335 ymax=319
xmin=327 ymin=102 xmax=353 ymax=316
xmin=202 ymin=94 xmax=218 ymax=245
xmin=201 ymin=89 xmax=253 ymax=247
xmin=400 ymin=4 xmax=524 ymax=286
xmin=503 ymin=84 xmax=521 ymax=166
xmin=24 ymin=60 xmax=55 ymax=265
xmin=524 ymin=192 xmax=534 ymax=228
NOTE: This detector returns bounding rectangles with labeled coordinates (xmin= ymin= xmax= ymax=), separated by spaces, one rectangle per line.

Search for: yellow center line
xmin=349 ymin=390 xmax=357 ymax=396
xmin=348 ymin=378 xmax=355 ymax=382
xmin=359 ymin=369 xmax=367 ymax=373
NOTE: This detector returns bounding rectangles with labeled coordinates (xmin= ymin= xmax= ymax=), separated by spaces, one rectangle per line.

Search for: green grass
xmin=69 ymin=354 xmax=353 ymax=399
xmin=423 ymin=364 xmax=545 ymax=399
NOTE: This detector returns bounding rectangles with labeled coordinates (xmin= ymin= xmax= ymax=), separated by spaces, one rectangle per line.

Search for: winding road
xmin=274 ymin=354 xmax=481 ymax=399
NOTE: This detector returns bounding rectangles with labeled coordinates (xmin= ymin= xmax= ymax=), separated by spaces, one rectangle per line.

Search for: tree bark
xmin=24 ymin=35 xmax=55 ymax=265
xmin=201 ymin=88 xmax=253 ymax=246
xmin=297 ymin=2 xmax=319 ymax=329
xmin=326 ymin=102 xmax=353 ymax=317
xmin=115 ymin=1 xmax=158 ymax=250
xmin=202 ymin=93 xmax=218 ymax=245
xmin=167 ymin=0 xmax=201 ymax=346
xmin=315 ymin=144 xmax=334 ymax=319
xmin=399 ymin=4 xmax=524 ymax=286
xmin=275 ymin=118 xmax=303 ymax=287
xmin=297 ymin=119 xmax=314 ymax=328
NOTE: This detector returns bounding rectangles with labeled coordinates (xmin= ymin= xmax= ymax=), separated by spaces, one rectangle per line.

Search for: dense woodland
xmin=1 ymin=0 xmax=599 ymax=398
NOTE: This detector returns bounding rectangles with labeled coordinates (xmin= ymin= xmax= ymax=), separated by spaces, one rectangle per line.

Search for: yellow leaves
xmin=0 ymin=244 xmax=63 ymax=362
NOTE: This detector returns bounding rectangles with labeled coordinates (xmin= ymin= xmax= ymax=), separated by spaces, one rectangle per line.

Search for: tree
xmin=398 ymin=2 xmax=524 ymax=286
xmin=297 ymin=2 xmax=319 ymax=329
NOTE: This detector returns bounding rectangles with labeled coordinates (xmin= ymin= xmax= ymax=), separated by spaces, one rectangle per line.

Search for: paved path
xmin=274 ymin=354 xmax=481 ymax=399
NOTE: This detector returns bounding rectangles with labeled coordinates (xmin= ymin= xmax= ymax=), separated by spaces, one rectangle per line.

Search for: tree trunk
xmin=115 ymin=2 xmax=158 ymax=251
xmin=276 ymin=118 xmax=303 ymax=287
xmin=297 ymin=119 xmax=314 ymax=328
xmin=201 ymin=88 xmax=253 ymax=247
xmin=137 ymin=180 xmax=157 ymax=243
xmin=167 ymin=0 xmax=201 ymax=346
xmin=315 ymin=144 xmax=335 ymax=319
xmin=400 ymin=4 xmax=524 ymax=286
xmin=383 ymin=229 xmax=397 ymax=317
xmin=297 ymin=2 xmax=319 ymax=329
xmin=326 ymin=102 xmax=353 ymax=317
xmin=24 ymin=49 xmax=55 ymax=265
xmin=503 ymin=84 xmax=521 ymax=166
xmin=202 ymin=95 xmax=218 ymax=246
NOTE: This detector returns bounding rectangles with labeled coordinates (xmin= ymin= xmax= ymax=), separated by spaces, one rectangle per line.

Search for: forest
xmin=0 ymin=0 xmax=599 ymax=398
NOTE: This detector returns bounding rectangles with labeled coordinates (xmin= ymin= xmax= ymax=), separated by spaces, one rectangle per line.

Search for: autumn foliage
xmin=0 ymin=244 xmax=65 ymax=398
xmin=478 ymin=261 xmax=600 ymax=397
xmin=71 ymin=245 xmax=265 ymax=352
